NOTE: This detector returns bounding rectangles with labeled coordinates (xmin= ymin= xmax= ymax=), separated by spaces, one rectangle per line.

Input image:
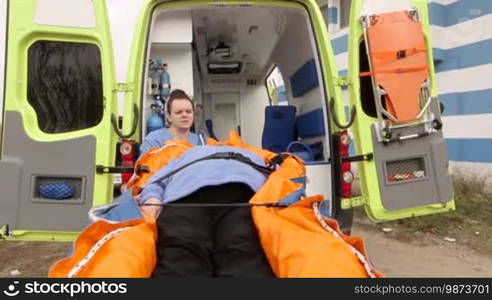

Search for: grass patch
xmin=354 ymin=172 xmax=492 ymax=255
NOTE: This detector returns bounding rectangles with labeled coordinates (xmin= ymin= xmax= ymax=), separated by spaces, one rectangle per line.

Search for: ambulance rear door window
xmin=27 ymin=41 xmax=103 ymax=133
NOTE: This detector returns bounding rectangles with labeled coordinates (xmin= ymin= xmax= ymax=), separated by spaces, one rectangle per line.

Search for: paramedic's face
xmin=168 ymin=99 xmax=194 ymax=130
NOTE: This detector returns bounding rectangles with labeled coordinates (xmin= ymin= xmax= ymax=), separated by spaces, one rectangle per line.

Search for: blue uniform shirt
xmin=139 ymin=127 xmax=205 ymax=156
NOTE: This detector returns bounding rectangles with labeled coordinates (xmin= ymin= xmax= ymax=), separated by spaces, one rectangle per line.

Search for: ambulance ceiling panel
xmin=153 ymin=5 xmax=308 ymax=78
xmin=191 ymin=6 xmax=303 ymax=77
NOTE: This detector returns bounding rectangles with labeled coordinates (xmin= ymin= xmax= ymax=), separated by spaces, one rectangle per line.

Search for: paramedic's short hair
xmin=167 ymin=89 xmax=194 ymax=114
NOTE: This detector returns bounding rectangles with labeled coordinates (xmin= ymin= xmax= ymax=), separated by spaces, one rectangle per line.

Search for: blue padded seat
xmin=261 ymin=105 xmax=297 ymax=153
xmin=293 ymin=108 xmax=326 ymax=161
xmin=296 ymin=109 xmax=326 ymax=138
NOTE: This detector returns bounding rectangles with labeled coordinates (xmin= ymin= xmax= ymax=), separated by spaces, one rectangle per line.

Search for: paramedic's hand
xmin=140 ymin=197 xmax=163 ymax=219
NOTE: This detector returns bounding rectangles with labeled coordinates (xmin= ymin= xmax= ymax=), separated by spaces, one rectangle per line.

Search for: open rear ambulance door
xmin=345 ymin=0 xmax=455 ymax=221
xmin=0 ymin=0 xmax=118 ymax=240
xmin=302 ymin=0 xmax=356 ymax=232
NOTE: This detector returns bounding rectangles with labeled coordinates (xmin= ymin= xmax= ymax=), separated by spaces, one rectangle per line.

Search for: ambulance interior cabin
xmin=143 ymin=4 xmax=335 ymax=203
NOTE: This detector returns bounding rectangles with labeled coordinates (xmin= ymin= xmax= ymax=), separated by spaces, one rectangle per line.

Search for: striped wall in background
xmin=328 ymin=0 xmax=492 ymax=173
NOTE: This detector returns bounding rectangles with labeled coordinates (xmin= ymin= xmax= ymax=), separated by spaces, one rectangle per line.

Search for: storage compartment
xmin=32 ymin=175 xmax=86 ymax=203
xmin=385 ymin=156 xmax=427 ymax=184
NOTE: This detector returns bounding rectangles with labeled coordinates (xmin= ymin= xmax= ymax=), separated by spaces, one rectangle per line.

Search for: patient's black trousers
xmin=152 ymin=183 xmax=275 ymax=278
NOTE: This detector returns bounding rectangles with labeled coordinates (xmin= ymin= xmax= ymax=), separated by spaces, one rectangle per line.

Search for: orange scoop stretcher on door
xmin=360 ymin=9 xmax=442 ymax=144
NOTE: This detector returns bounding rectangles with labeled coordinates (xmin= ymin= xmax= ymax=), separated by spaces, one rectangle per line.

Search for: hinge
xmin=335 ymin=77 xmax=351 ymax=88
xmin=113 ymin=82 xmax=134 ymax=93
xmin=0 ymin=224 xmax=11 ymax=238
xmin=341 ymin=196 xmax=366 ymax=209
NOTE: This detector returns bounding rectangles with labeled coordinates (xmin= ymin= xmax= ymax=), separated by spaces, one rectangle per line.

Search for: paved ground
xmin=352 ymin=223 xmax=492 ymax=277
xmin=1 ymin=223 xmax=491 ymax=278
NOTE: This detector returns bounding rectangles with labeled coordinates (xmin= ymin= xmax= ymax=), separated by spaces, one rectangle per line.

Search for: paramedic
xmin=140 ymin=89 xmax=205 ymax=155
xmin=139 ymin=145 xmax=275 ymax=278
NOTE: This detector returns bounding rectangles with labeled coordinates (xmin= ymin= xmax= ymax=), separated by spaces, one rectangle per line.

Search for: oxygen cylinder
xmin=148 ymin=59 xmax=159 ymax=97
xmin=146 ymin=104 xmax=164 ymax=134
xmin=159 ymin=63 xmax=171 ymax=101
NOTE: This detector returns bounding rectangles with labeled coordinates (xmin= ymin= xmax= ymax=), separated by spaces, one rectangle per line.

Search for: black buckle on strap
xmin=212 ymin=152 xmax=245 ymax=160
xmin=268 ymin=153 xmax=290 ymax=167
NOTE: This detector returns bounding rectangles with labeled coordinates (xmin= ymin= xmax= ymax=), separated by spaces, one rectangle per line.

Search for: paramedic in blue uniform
xmin=140 ymin=89 xmax=205 ymax=155
xmin=139 ymin=145 xmax=275 ymax=278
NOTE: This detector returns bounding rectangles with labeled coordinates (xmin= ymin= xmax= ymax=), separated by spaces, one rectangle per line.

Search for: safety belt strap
xmin=149 ymin=151 xmax=276 ymax=184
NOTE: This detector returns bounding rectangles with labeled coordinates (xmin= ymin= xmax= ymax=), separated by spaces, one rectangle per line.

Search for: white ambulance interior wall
xmin=202 ymin=81 xmax=268 ymax=148
xmin=240 ymin=83 xmax=269 ymax=148
xmin=146 ymin=9 xmax=194 ymax=124
xmin=271 ymin=8 xmax=329 ymax=158
xmin=201 ymin=78 xmax=241 ymax=132
xmin=0 ymin=0 xmax=6 ymax=125
xmin=149 ymin=44 xmax=193 ymax=96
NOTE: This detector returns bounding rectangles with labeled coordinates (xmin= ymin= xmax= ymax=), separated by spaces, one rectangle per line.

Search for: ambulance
xmin=0 ymin=0 xmax=454 ymax=241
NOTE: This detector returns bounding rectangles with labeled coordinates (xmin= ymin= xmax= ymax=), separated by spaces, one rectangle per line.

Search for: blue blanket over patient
xmin=139 ymin=145 xmax=268 ymax=204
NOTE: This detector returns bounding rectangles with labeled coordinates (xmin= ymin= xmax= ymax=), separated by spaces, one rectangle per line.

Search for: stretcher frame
xmin=360 ymin=8 xmax=442 ymax=144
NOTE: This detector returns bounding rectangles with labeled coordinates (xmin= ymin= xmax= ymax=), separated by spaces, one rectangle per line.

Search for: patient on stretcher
xmin=138 ymin=145 xmax=275 ymax=277
xmin=49 ymin=134 xmax=382 ymax=278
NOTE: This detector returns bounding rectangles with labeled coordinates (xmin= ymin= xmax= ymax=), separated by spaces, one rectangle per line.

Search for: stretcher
xmin=360 ymin=8 xmax=441 ymax=144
